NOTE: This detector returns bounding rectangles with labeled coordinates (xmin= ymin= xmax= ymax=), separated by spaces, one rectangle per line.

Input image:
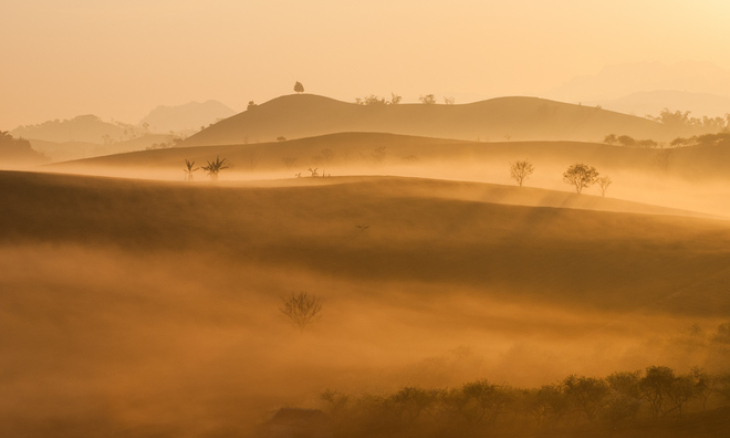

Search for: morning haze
xmin=2 ymin=1 xmax=730 ymax=437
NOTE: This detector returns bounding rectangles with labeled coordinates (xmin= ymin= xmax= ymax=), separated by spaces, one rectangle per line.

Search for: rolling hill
xmin=51 ymin=132 xmax=730 ymax=185
xmin=181 ymin=94 xmax=674 ymax=146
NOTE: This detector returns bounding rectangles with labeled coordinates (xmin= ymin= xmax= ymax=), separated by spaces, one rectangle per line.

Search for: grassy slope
xmin=3 ymin=170 xmax=729 ymax=315
xmin=183 ymin=94 xmax=671 ymax=145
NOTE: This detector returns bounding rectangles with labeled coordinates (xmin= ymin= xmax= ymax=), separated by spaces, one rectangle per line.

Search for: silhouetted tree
xmin=563 ymin=375 xmax=609 ymax=422
xmin=390 ymin=93 xmax=402 ymax=104
xmin=202 ymin=156 xmax=229 ymax=181
xmin=280 ymin=292 xmax=322 ymax=331
xmin=247 ymin=100 xmax=257 ymax=110
xmin=419 ymin=94 xmax=436 ymax=104
xmin=294 ymin=81 xmax=305 ymax=93
xmin=640 ymin=366 xmax=675 ymax=422
xmin=563 ymin=164 xmax=599 ymax=194
xmin=596 ymin=176 xmax=612 ymax=197
xmin=604 ymin=134 xmax=618 ymax=145
xmin=617 ymin=135 xmax=636 ymax=147
xmin=183 ymin=159 xmax=199 ymax=181
xmin=510 ymin=160 xmax=534 ymax=187
xmin=443 ymin=96 xmax=455 ymax=105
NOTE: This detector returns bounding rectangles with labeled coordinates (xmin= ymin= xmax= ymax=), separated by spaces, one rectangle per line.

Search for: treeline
xmin=315 ymin=365 xmax=730 ymax=438
xmin=647 ymin=108 xmax=730 ymax=131
xmin=604 ymin=132 xmax=730 ymax=149
xmin=0 ymin=131 xmax=46 ymax=163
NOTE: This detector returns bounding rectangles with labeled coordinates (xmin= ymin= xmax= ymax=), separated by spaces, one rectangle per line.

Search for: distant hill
xmin=10 ymin=114 xmax=135 ymax=144
xmin=591 ymin=90 xmax=730 ymax=119
xmin=547 ymin=61 xmax=730 ymax=102
xmin=29 ymin=134 xmax=177 ymax=162
xmin=181 ymin=94 xmax=674 ymax=146
xmin=139 ymin=100 xmax=236 ymax=134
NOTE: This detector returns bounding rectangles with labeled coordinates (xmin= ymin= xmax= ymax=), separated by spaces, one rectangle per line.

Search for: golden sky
xmin=3 ymin=0 xmax=730 ymax=127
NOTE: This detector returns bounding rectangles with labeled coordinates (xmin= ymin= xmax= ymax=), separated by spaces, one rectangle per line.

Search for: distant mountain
xmin=547 ymin=61 xmax=730 ymax=102
xmin=139 ymin=100 xmax=236 ymax=134
xmin=182 ymin=94 xmax=673 ymax=147
xmin=590 ymin=90 xmax=730 ymax=119
xmin=10 ymin=114 xmax=133 ymax=144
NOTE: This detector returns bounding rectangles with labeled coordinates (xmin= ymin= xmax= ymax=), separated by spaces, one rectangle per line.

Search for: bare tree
xmin=202 ymin=156 xmax=229 ymax=181
xmin=510 ymin=160 xmax=534 ymax=187
xmin=563 ymin=163 xmax=599 ymax=194
xmin=654 ymin=148 xmax=673 ymax=174
xmin=280 ymin=292 xmax=322 ymax=331
xmin=183 ymin=159 xmax=199 ymax=181
xmin=596 ymin=176 xmax=612 ymax=197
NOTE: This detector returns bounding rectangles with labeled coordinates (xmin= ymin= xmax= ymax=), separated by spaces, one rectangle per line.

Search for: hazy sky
xmin=4 ymin=0 xmax=730 ymax=127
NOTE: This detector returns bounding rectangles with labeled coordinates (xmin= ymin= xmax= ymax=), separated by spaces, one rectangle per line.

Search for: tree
xmin=183 ymin=159 xmax=199 ymax=181
xmin=202 ymin=156 xmax=229 ymax=181
xmin=282 ymin=156 xmax=298 ymax=169
xmin=604 ymin=134 xmax=618 ymax=145
xmin=247 ymin=100 xmax=257 ymax=110
xmin=280 ymin=292 xmax=322 ymax=331
xmin=294 ymin=81 xmax=305 ymax=93
xmin=419 ymin=94 xmax=436 ymax=104
xmin=563 ymin=164 xmax=599 ymax=194
xmin=596 ymin=176 xmax=612 ymax=197
xmin=390 ymin=93 xmax=402 ymax=104
xmin=563 ymin=375 xmax=609 ymax=422
xmin=510 ymin=160 xmax=534 ymax=187
xmin=443 ymin=96 xmax=455 ymax=105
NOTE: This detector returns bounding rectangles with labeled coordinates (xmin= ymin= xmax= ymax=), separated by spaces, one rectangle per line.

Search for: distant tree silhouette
xmin=390 ymin=93 xmax=402 ymax=104
xmin=202 ymin=156 xmax=229 ymax=181
xmin=604 ymin=134 xmax=618 ymax=145
xmin=419 ymin=94 xmax=436 ymax=104
xmin=281 ymin=292 xmax=322 ymax=331
xmin=443 ymin=96 xmax=455 ymax=105
xmin=183 ymin=159 xmax=199 ymax=181
xmin=596 ymin=176 xmax=612 ymax=197
xmin=247 ymin=100 xmax=257 ymax=110
xmin=510 ymin=160 xmax=534 ymax=187
xmin=563 ymin=375 xmax=609 ymax=422
xmin=563 ymin=163 xmax=599 ymax=194
xmin=294 ymin=81 xmax=305 ymax=93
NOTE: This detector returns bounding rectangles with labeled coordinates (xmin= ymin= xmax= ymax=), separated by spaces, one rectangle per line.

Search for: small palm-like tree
xmin=202 ymin=156 xmax=229 ymax=181
xmin=183 ymin=159 xmax=199 ymax=181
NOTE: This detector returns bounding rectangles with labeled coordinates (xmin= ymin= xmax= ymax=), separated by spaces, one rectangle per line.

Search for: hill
xmin=3 ymin=170 xmax=730 ymax=435
xmin=3 ymin=170 xmax=729 ymax=315
xmin=28 ymin=134 xmax=178 ymax=162
xmin=181 ymin=94 xmax=673 ymax=146
xmin=139 ymin=100 xmax=236 ymax=134
xmin=51 ymin=132 xmax=730 ymax=187
xmin=10 ymin=114 xmax=133 ymax=144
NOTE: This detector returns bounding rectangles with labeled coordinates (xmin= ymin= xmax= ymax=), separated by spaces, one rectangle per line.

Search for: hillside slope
xmin=3 ymin=170 xmax=729 ymax=315
xmin=182 ymin=94 xmax=672 ymax=146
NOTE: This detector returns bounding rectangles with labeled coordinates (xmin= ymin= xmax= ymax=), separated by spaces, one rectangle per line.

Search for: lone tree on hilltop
xmin=202 ymin=156 xmax=229 ymax=181
xmin=281 ymin=292 xmax=322 ymax=332
xmin=510 ymin=160 xmax=534 ymax=187
xmin=563 ymin=163 xmax=599 ymax=194
xmin=596 ymin=176 xmax=612 ymax=197
xmin=294 ymin=81 xmax=305 ymax=93
xmin=183 ymin=159 xmax=199 ymax=181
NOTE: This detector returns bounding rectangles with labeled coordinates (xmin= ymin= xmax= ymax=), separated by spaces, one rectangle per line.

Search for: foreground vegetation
xmin=314 ymin=365 xmax=730 ymax=437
